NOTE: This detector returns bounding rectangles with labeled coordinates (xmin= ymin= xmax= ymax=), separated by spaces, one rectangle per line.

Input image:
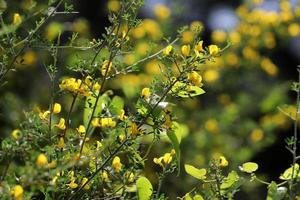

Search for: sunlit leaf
xmin=279 ymin=164 xmax=299 ymax=180
xmin=266 ymin=182 xmax=286 ymax=200
xmin=184 ymin=164 xmax=206 ymax=180
xmin=167 ymin=129 xmax=181 ymax=174
xmin=220 ymin=171 xmax=239 ymax=190
xmin=136 ymin=176 xmax=153 ymax=200
xmin=240 ymin=162 xmax=259 ymax=173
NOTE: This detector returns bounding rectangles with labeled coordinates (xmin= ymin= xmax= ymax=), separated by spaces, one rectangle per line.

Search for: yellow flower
xmin=260 ymin=58 xmax=278 ymax=76
xmin=194 ymin=41 xmax=204 ymax=57
xmin=53 ymin=103 xmax=61 ymax=114
xmin=11 ymin=185 xmax=23 ymax=200
xmin=92 ymin=118 xmax=101 ymax=127
xmin=77 ymin=125 xmax=86 ymax=135
xmin=190 ymin=21 xmax=203 ymax=32
xmin=101 ymin=171 xmax=110 ymax=182
xmin=163 ymin=153 xmax=172 ymax=164
xmin=81 ymin=177 xmax=90 ymax=190
xmin=211 ymin=30 xmax=227 ymax=43
xmin=153 ymin=157 xmax=163 ymax=167
xmin=181 ymin=31 xmax=194 ymax=44
xmin=13 ymin=13 xmax=22 ymax=25
xmin=203 ymin=69 xmax=219 ymax=83
xmin=181 ymin=45 xmax=190 ymax=57
xmin=153 ymin=4 xmax=171 ymax=20
xmin=164 ymin=45 xmax=173 ymax=56
xmin=11 ymin=129 xmax=22 ymax=140
xmin=208 ymin=44 xmax=219 ymax=55
xmin=107 ymin=0 xmax=120 ymax=12
xmin=39 ymin=110 xmax=50 ymax=120
xmin=93 ymin=82 xmax=101 ymax=91
xmin=129 ymin=122 xmax=139 ymax=136
xmin=84 ymin=76 xmax=93 ymax=87
xmin=96 ymin=141 xmax=103 ymax=150
xmin=125 ymin=171 xmax=135 ymax=183
xmin=57 ymin=137 xmax=65 ymax=149
xmin=100 ymin=118 xmax=116 ymax=128
xmin=101 ymin=60 xmax=113 ymax=76
xmin=205 ymin=119 xmax=219 ymax=134
xmin=36 ymin=153 xmax=48 ymax=167
xmin=288 ymin=23 xmax=300 ymax=37
xmin=250 ymin=129 xmax=264 ymax=142
xmin=141 ymin=87 xmax=151 ymax=98
xmin=187 ymin=71 xmax=202 ymax=86
xmin=218 ymin=156 xmax=228 ymax=167
xmin=56 ymin=118 xmax=66 ymax=130
xmin=112 ymin=156 xmax=122 ymax=172
xmin=47 ymin=160 xmax=57 ymax=169
xmin=118 ymin=134 xmax=126 ymax=143
xmin=119 ymin=109 xmax=126 ymax=120
xmin=68 ymin=180 xmax=78 ymax=189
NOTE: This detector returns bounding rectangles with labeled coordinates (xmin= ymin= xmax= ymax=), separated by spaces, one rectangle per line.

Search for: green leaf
xmin=136 ymin=176 xmax=153 ymax=200
xmin=240 ymin=162 xmax=258 ymax=173
xmin=184 ymin=164 xmax=206 ymax=180
xmin=178 ymin=86 xmax=205 ymax=98
xmin=266 ymin=182 xmax=287 ymax=200
xmin=220 ymin=171 xmax=239 ymax=190
xmin=279 ymin=164 xmax=300 ymax=180
xmin=167 ymin=128 xmax=181 ymax=174
xmin=193 ymin=194 xmax=204 ymax=200
xmin=109 ymin=96 xmax=124 ymax=115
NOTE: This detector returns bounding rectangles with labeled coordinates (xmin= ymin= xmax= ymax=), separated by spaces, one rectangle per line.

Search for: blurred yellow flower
xmin=81 ymin=177 xmax=90 ymax=190
xmin=56 ymin=118 xmax=66 ymax=130
xmin=68 ymin=180 xmax=78 ymax=189
xmin=212 ymin=30 xmax=227 ymax=43
xmin=250 ymin=129 xmax=264 ymax=142
xmin=288 ymin=23 xmax=300 ymax=37
xmin=112 ymin=156 xmax=122 ymax=172
xmin=107 ymin=0 xmax=120 ymax=12
xmin=208 ymin=45 xmax=219 ymax=55
xmin=163 ymin=153 xmax=172 ymax=164
xmin=53 ymin=103 xmax=61 ymax=114
xmin=11 ymin=185 xmax=23 ymax=200
xmin=100 ymin=118 xmax=116 ymax=128
xmin=153 ymin=4 xmax=171 ymax=20
xmin=36 ymin=153 xmax=48 ymax=167
xmin=190 ymin=21 xmax=203 ymax=32
xmin=39 ymin=110 xmax=50 ymax=120
xmin=77 ymin=125 xmax=86 ymax=135
xmin=203 ymin=69 xmax=219 ymax=83
xmin=181 ymin=31 xmax=194 ymax=44
xmin=181 ymin=45 xmax=190 ymax=57
xmin=260 ymin=57 xmax=278 ymax=76
xmin=57 ymin=137 xmax=65 ymax=149
xmin=188 ymin=71 xmax=202 ymax=86
xmin=101 ymin=171 xmax=110 ymax=182
xmin=13 ymin=13 xmax=22 ymax=25
xmin=205 ymin=119 xmax=219 ymax=134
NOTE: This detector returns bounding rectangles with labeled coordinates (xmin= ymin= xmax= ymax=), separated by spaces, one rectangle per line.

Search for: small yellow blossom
xmin=250 ymin=128 xmax=264 ymax=142
xmin=187 ymin=71 xmax=202 ymax=86
xmin=57 ymin=137 xmax=65 ymax=149
xmin=101 ymin=171 xmax=110 ymax=182
xmin=68 ymin=180 xmax=78 ymax=189
xmin=47 ymin=160 xmax=57 ymax=169
xmin=112 ymin=156 xmax=122 ymax=172
xmin=56 ymin=118 xmax=66 ymax=130
xmin=141 ymin=87 xmax=151 ymax=98
xmin=153 ymin=4 xmax=171 ymax=20
xmin=81 ymin=177 xmax=90 ymax=190
xmin=181 ymin=31 xmax=194 ymax=44
xmin=190 ymin=21 xmax=203 ymax=32
xmin=96 ymin=141 xmax=103 ymax=150
xmin=101 ymin=60 xmax=113 ymax=76
xmin=211 ymin=30 xmax=227 ymax=43
xmin=118 ymin=134 xmax=126 ymax=142
xmin=130 ymin=122 xmax=139 ymax=136
xmin=77 ymin=125 xmax=86 ymax=135
xmin=11 ymin=129 xmax=22 ymax=140
xmin=181 ymin=45 xmax=190 ymax=57
xmin=119 ymin=109 xmax=126 ymax=120
xmin=36 ymin=153 xmax=48 ymax=167
xmin=53 ymin=103 xmax=61 ymax=114
xmin=203 ymin=69 xmax=219 ymax=83
xmin=93 ymin=82 xmax=101 ymax=91
xmin=92 ymin=118 xmax=101 ymax=127
xmin=194 ymin=41 xmax=204 ymax=57
xmin=84 ymin=76 xmax=93 ymax=86
xmin=288 ymin=23 xmax=300 ymax=37
xmin=218 ymin=156 xmax=228 ymax=167
xmin=153 ymin=157 xmax=163 ymax=167
xmin=13 ymin=13 xmax=22 ymax=25
xmin=208 ymin=44 xmax=219 ymax=55
xmin=39 ymin=110 xmax=50 ymax=120
xmin=125 ymin=171 xmax=135 ymax=183
xmin=163 ymin=153 xmax=172 ymax=164
xmin=11 ymin=185 xmax=23 ymax=200
xmin=164 ymin=45 xmax=173 ymax=55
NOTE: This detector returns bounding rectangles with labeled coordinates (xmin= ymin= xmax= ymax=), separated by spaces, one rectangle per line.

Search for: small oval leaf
xmin=240 ymin=162 xmax=259 ymax=173
xmin=136 ymin=176 xmax=153 ymax=200
xmin=184 ymin=164 xmax=206 ymax=180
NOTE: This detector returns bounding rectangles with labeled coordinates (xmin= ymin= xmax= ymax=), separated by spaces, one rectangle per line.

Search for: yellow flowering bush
xmin=1 ymin=0 xmax=300 ymax=199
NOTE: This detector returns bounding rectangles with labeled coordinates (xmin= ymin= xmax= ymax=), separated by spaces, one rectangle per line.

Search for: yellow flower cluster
xmin=92 ymin=118 xmax=117 ymax=128
xmin=59 ymin=76 xmax=99 ymax=96
xmin=11 ymin=185 xmax=23 ymax=200
xmin=153 ymin=149 xmax=176 ymax=168
xmin=187 ymin=71 xmax=202 ymax=87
